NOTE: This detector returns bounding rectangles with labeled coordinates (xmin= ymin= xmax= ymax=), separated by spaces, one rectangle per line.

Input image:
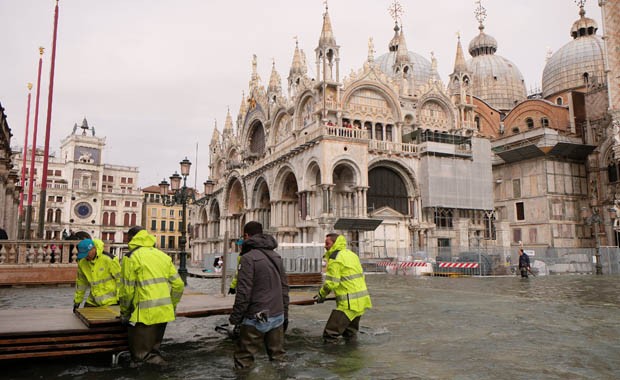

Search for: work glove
xmin=228 ymin=287 xmax=236 ymax=295
xmin=231 ymin=324 xmax=241 ymax=340
xmin=282 ymin=319 xmax=289 ymax=333
xmin=72 ymin=303 xmax=80 ymax=313
xmin=313 ymin=294 xmax=325 ymax=304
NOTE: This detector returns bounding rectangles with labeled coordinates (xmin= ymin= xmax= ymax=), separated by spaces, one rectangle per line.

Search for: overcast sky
xmin=0 ymin=0 xmax=603 ymax=188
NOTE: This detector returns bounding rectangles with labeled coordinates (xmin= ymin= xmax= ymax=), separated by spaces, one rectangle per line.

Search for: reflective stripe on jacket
xmin=119 ymin=230 xmax=185 ymax=325
xmin=73 ymin=238 xmax=121 ymax=307
xmin=319 ymin=235 xmax=372 ymax=320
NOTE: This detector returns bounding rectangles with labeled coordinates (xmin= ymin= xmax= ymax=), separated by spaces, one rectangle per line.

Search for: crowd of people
xmin=71 ymin=222 xmax=372 ymax=369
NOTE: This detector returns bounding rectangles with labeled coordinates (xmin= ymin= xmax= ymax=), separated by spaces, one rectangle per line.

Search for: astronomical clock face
xmin=74 ymin=202 xmax=93 ymax=219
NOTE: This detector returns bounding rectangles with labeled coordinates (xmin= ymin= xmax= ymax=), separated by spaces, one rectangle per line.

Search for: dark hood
xmin=240 ymin=233 xmax=278 ymax=255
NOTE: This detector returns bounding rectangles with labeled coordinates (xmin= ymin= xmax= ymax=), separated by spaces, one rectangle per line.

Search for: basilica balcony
xmin=418 ymin=141 xmax=473 ymax=158
xmin=368 ymin=140 xmax=418 ymax=157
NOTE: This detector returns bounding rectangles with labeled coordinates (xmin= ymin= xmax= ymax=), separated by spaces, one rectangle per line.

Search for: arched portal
xmin=332 ymin=163 xmax=358 ymax=217
xmin=367 ymin=167 xmax=409 ymax=215
xmin=227 ymin=179 xmax=245 ymax=239
xmin=253 ymin=179 xmax=271 ymax=230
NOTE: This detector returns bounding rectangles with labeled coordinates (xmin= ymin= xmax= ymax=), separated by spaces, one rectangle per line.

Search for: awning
xmin=334 ymin=218 xmax=383 ymax=231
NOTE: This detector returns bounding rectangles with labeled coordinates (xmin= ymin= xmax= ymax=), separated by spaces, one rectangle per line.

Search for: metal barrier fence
xmin=364 ymin=245 xmax=620 ymax=276
xmin=201 ymin=246 xmax=324 ymax=274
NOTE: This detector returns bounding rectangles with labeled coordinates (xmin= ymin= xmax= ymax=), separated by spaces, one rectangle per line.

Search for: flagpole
xmin=25 ymin=48 xmax=45 ymax=240
xmin=38 ymin=0 xmax=60 ymax=239
xmin=18 ymin=83 xmax=33 ymax=239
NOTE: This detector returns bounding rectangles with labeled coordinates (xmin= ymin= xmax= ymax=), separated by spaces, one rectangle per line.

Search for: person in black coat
xmin=518 ymin=249 xmax=531 ymax=278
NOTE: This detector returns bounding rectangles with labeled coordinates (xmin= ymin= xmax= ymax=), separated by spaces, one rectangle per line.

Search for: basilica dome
xmin=375 ymin=50 xmax=433 ymax=87
xmin=466 ymin=29 xmax=526 ymax=111
xmin=542 ymin=7 xmax=605 ymax=98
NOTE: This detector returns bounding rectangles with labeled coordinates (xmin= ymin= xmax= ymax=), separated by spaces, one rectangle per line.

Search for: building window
xmin=125 ymin=201 xmax=130 ymax=207
xmin=104 ymin=200 xmax=110 ymax=206
xmin=46 ymin=209 xmax=54 ymax=223
xmin=556 ymin=97 xmax=563 ymax=105
xmin=483 ymin=213 xmax=496 ymax=240
xmin=161 ymin=221 xmax=166 ymax=231
xmin=151 ymin=220 xmax=157 ymax=231
xmin=128 ymin=178 xmax=133 ymax=184
xmin=513 ymin=228 xmax=522 ymax=243
xmin=375 ymin=124 xmax=383 ymax=140
xmin=160 ymin=236 xmax=166 ymax=248
xmin=103 ymin=212 xmax=109 ymax=226
xmin=110 ymin=212 xmax=116 ymax=226
xmin=111 ymin=200 xmax=117 ymax=206
xmin=516 ymin=202 xmax=525 ymax=221
xmin=131 ymin=213 xmax=136 ymax=225
xmin=124 ymin=213 xmax=130 ymax=226
xmin=525 ymin=118 xmax=534 ymax=129
xmin=541 ymin=117 xmax=549 ymax=128
xmin=151 ymin=208 xmax=157 ymax=217
xmin=121 ymin=177 xmax=127 ymax=184
xmin=169 ymin=221 xmax=175 ymax=232
xmin=475 ymin=116 xmax=480 ymax=130
xmin=168 ymin=236 xmax=176 ymax=249
xmin=434 ymin=208 xmax=453 ymax=229
xmin=608 ymin=163 xmax=619 ymax=183
xmin=512 ymin=127 xmax=520 ymax=134
xmin=131 ymin=201 xmax=137 ymax=207
xmin=513 ymin=179 xmax=521 ymax=198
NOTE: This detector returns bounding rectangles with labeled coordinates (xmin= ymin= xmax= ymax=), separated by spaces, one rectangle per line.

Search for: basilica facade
xmin=190 ymin=2 xmax=620 ymax=264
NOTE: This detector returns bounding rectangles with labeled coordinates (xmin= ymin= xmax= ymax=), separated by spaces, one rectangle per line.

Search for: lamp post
xmin=581 ymin=206 xmax=603 ymax=275
xmin=159 ymin=157 xmax=193 ymax=285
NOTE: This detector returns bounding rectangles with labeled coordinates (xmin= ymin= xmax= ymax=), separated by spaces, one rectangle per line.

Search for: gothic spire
xmin=453 ymin=34 xmax=468 ymax=73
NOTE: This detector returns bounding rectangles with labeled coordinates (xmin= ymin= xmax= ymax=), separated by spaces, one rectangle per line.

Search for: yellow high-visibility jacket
xmin=73 ymin=239 xmax=121 ymax=307
xmin=319 ymin=235 xmax=372 ymax=320
xmin=119 ymin=230 xmax=185 ymax=325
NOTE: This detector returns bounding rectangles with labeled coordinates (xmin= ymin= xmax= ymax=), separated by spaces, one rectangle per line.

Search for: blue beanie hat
xmin=77 ymin=239 xmax=95 ymax=259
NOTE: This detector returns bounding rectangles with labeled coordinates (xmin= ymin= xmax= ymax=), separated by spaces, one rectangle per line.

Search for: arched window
xmin=110 ymin=212 xmax=116 ymax=226
xmin=512 ymin=127 xmax=520 ymax=134
xmin=130 ymin=213 xmax=137 ymax=225
xmin=103 ymin=212 xmax=109 ymax=226
xmin=46 ymin=209 xmax=54 ymax=223
xmin=608 ymin=162 xmax=619 ymax=183
xmin=583 ymin=72 xmax=589 ymax=85
xmin=386 ymin=124 xmax=393 ymax=141
xmin=475 ymin=116 xmax=481 ymax=130
xmin=55 ymin=209 xmax=62 ymax=223
xmin=123 ymin=213 xmax=130 ymax=227
xmin=375 ymin=124 xmax=384 ymax=140
xmin=556 ymin=97 xmax=563 ymax=105
xmin=526 ymin=118 xmax=534 ymax=129
xmin=541 ymin=117 xmax=549 ymax=128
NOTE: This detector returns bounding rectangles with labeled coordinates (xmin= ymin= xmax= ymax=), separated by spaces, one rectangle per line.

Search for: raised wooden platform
xmin=0 ymin=308 xmax=127 ymax=360
xmin=0 ymin=290 xmax=318 ymax=360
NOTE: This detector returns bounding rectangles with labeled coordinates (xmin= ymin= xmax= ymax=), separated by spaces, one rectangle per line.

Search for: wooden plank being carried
xmin=76 ymin=291 xmax=318 ymax=326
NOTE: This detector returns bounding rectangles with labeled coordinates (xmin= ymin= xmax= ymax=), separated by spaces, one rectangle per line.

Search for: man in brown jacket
xmin=229 ymin=221 xmax=290 ymax=369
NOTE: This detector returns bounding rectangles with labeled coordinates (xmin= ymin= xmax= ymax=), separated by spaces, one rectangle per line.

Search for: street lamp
xmin=581 ymin=206 xmax=604 ymax=275
xmin=159 ymin=157 xmax=194 ymax=285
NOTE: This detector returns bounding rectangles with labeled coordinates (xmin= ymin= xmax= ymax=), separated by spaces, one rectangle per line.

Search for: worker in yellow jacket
xmin=315 ymin=233 xmax=372 ymax=343
xmin=73 ymin=238 xmax=120 ymax=312
xmin=119 ymin=226 xmax=185 ymax=365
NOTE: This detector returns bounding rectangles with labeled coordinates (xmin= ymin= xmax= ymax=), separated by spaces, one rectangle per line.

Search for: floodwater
xmin=2 ymin=274 xmax=620 ymax=380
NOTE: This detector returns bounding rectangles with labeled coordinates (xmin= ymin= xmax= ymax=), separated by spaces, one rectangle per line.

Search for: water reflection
xmin=1 ymin=274 xmax=619 ymax=379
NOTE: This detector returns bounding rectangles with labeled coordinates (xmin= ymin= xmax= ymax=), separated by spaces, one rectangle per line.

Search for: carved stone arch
xmin=244 ymin=119 xmax=267 ymax=158
xmin=251 ymin=175 xmax=272 ymax=229
xmin=251 ymin=176 xmax=271 ymax=209
xmin=330 ymin=158 xmax=362 ymax=189
xmin=224 ymin=175 xmax=246 ymax=215
xmin=270 ymin=109 xmax=292 ymax=146
xmin=342 ymin=82 xmax=402 ymax=122
xmin=418 ymin=94 xmax=456 ymax=131
xmin=295 ymin=91 xmax=316 ymax=130
xmin=304 ymin=158 xmax=322 ymax=191
xmin=368 ymin=158 xmax=418 ymax=196
xmin=367 ymin=160 xmax=417 ymax=216
xmin=274 ymin=164 xmax=300 ymax=200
